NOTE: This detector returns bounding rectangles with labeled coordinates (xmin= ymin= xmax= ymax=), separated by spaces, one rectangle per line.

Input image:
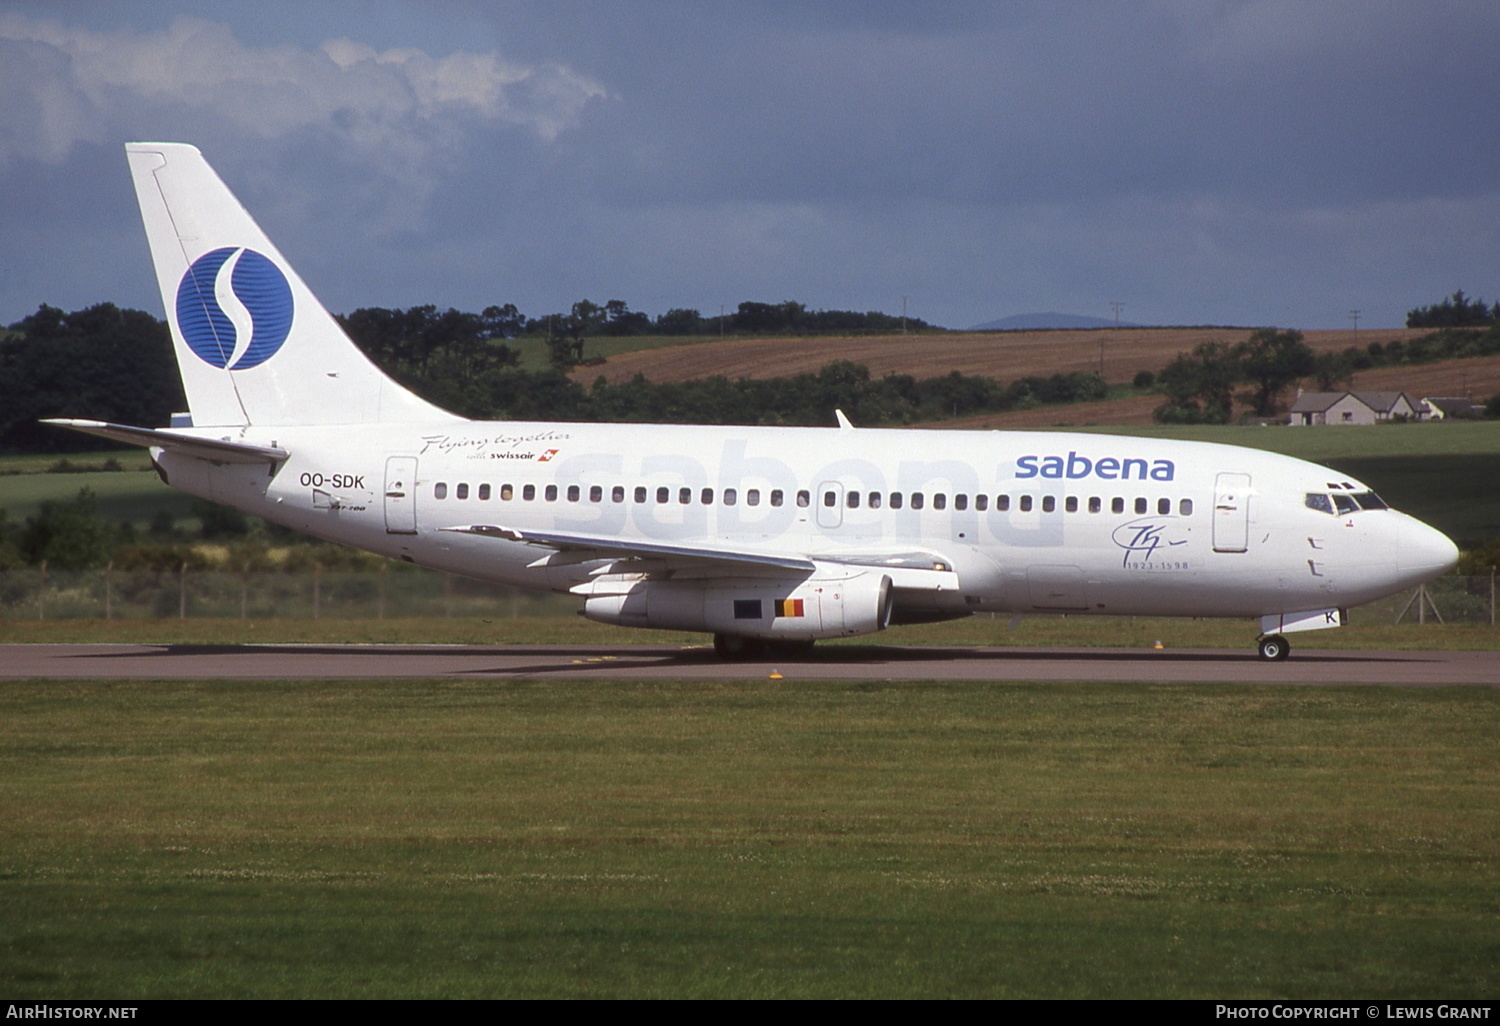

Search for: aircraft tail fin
xmin=126 ymin=142 xmax=458 ymax=428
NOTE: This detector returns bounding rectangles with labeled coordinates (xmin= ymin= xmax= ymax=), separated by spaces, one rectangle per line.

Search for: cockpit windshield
xmin=1305 ymin=489 xmax=1389 ymax=515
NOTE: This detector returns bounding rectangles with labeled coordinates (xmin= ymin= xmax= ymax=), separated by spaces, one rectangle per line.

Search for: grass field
xmin=0 ymin=466 xmax=195 ymax=532
xmin=3 ymin=613 xmax=1497 ymax=651
xmin=511 ymin=332 xmax=731 ymax=372
xmin=1 ymin=678 xmax=1495 ymax=998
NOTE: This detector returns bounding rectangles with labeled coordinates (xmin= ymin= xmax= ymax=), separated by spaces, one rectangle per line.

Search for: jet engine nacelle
xmin=582 ymin=564 xmax=893 ymax=640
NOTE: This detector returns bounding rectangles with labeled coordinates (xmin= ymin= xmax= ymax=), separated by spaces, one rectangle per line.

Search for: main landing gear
xmin=1257 ymin=634 xmax=1291 ymax=661
xmin=712 ymin=634 xmax=816 ymax=662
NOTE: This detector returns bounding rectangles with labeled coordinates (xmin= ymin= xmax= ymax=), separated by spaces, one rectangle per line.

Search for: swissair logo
xmin=537 ymin=449 xmax=559 ymax=462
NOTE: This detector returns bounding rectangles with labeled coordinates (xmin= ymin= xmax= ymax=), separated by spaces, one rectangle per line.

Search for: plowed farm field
xmin=574 ymin=327 xmax=1427 ymax=386
xmin=932 ymin=353 xmax=1500 ymax=428
xmin=570 ymin=327 xmax=1494 ymax=428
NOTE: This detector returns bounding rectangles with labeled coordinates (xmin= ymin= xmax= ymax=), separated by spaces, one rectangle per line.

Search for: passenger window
xmin=701 ymin=488 xmax=714 ymax=505
xmin=1042 ymin=496 xmax=1055 ymax=513
xmin=567 ymin=485 xmax=580 ymax=502
xmin=911 ymin=493 xmax=925 ymax=510
xmin=635 ymin=486 xmax=647 ymax=503
xmin=974 ymin=495 xmax=988 ymax=512
xmin=1019 ymin=495 xmax=1032 ymax=512
xmin=679 ymin=487 xmax=692 ymax=505
xmin=823 ymin=490 xmax=837 ymax=508
xmin=797 ymin=490 xmax=810 ymax=508
xmin=1158 ymin=498 xmax=1170 ymax=515
xmin=1065 ymin=496 xmax=1078 ymax=513
xmin=868 ymin=491 xmax=882 ymax=509
xmin=545 ymin=485 xmax=558 ymax=502
xmin=997 ymin=495 xmax=1010 ymax=512
xmin=1134 ymin=497 xmax=1147 ymax=514
xmin=434 ymin=482 xmax=447 ymax=499
xmin=954 ymin=494 xmax=967 ymax=511
xmin=590 ymin=485 xmax=603 ymax=503
xmin=933 ymin=494 xmax=946 ymax=510
xmin=1112 ymin=497 xmax=1124 ymax=514
xmin=657 ymin=486 xmax=669 ymax=504
xmin=1179 ymin=498 xmax=1193 ymax=516
xmin=1088 ymin=496 xmax=1101 ymax=513
xmin=747 ymin=489 xmax=761 ymax=506
xmin=478 ymin=484 xmax=491 ymax=501
xmin=770 ymin=489 xmax=784 ymax=507
xmin=523 ymin=484 xmax=535 ymax=501
xmin=890 ymin=492 xmax=904 ymax=510
xmin=1333 ymin=493 xmax=1358 ymax=514
xmin=456 ymin=483 xmax=469 ymax=500
xmin=501 ymin=483 xmax=513 ymax=501
xmin=724 ymin=488 xmax=737 ymax=506
xmin=612 ymin=486 xmax=625 ymax=503
xmin=846 ymin=491 xmax=860 ymax=509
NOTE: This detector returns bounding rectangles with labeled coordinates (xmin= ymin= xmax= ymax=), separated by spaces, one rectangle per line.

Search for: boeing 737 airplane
xmin=47 ymin=143 xmax=1458 ymax=660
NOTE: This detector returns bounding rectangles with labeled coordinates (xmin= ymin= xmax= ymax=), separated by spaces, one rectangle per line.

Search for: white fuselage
xmin=154 ymin=420 xmax=1456 ymax=623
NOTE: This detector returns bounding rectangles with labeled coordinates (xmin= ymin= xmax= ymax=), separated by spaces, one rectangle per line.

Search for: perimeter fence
xmin=0 ymin=566 xmax=576 ymax=621
xmin=0 ymin=566 xmax=1494 ymax=625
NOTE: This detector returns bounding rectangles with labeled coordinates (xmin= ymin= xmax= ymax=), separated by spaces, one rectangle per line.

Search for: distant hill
xmin=968 ymin=313 xmax=1142 ymax=331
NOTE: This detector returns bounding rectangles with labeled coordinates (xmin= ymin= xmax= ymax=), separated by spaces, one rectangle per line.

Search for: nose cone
xmin=1397 ymin=515 xmax=1459 ymax=583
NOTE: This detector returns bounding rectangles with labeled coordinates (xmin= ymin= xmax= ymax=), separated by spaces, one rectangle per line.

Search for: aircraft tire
xmin=1257 ymin=634 xmax=1291 ymax=661
xmin=713 ymin=633 xmax=767 ymax=661
xmin=767 ymin=639 xmax=816 ymax=660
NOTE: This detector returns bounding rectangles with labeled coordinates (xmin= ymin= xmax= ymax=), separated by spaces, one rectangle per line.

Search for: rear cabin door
xmin=384 ymin=456 xmax=419 ymax=535
xmin=1212 ymin=472 xmax=1251 ymax=553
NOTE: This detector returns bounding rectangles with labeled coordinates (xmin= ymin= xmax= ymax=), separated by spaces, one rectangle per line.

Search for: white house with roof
xmin=1287 ymin=391 xmax=1422 ymax=426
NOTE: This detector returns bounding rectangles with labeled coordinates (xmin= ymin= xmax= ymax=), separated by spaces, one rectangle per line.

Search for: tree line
xmin=6 ymin=287 xmax=1500 ymax=453
xmin=0 ymin=304 xmax=184 ymax=452
xmin=1153 ymin=323 xmax=1500 ymax=424
xmin=1407 ymin=290 xmax=1497 ymax=329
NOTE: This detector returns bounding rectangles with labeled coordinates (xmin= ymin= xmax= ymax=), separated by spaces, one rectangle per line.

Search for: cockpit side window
xmin=1305 ymin=493 xmax=1334 ymax=514
xmin=1332 ymin=493 xmax=1358 ymax=514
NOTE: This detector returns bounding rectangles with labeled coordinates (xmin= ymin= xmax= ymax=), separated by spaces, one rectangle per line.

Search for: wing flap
xmin=443 ymin=524 xmax=961 ymax=590
xmin=442 ymin=524 xmax=816 ymax=572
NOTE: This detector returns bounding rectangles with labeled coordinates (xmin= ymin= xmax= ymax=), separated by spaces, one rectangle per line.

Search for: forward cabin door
xmin=384 ymin=456 xmax=419 ymax=535
xmin=1212 ymin=472 xmax=1251 ymax=553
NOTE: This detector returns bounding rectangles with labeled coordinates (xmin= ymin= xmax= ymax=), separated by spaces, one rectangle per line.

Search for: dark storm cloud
xmin=510 ymin=0 xmax=1500 ymax=208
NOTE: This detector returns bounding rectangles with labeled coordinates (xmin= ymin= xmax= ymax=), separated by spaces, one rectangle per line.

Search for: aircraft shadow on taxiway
xmin=74 ymin=643 xmax=1421 ymax=667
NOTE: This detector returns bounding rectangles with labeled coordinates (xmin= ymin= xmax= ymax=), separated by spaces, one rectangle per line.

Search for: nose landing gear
xmin=1257 ymin=633 xmax=1291 ymax=661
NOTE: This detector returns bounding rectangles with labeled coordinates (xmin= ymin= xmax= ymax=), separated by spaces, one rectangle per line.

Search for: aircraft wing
xmin=442 ymin=524 xmax=960 ymax=589
xmin=442 ymin=524 xmax=815 ymax=571
xmin=42 ymin=419 xmax=289 ymax=464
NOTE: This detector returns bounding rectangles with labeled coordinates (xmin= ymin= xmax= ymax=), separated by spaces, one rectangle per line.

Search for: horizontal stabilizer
xmin=42 ymin=419 xmax=289 ymax=464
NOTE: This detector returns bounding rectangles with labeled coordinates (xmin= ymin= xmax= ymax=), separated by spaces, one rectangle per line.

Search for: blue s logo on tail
xmin=176 ymin=247 xmax=293 ymax=370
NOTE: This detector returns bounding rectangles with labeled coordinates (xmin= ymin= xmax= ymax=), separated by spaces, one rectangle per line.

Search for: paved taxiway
xmin=1 ymin=644 xmax=1495 ymax=685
